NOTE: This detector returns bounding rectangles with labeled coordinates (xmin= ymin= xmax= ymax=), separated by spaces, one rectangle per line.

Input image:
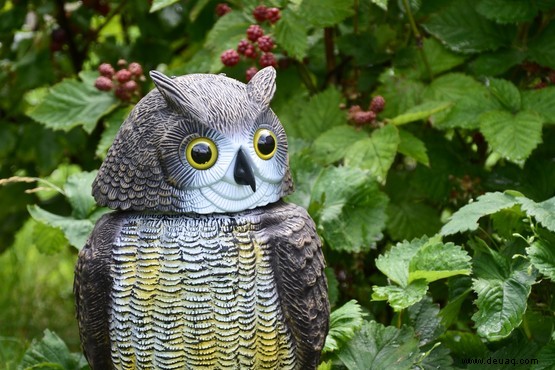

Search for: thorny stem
xmin=401 ymin=0 xmax=433 ymax=81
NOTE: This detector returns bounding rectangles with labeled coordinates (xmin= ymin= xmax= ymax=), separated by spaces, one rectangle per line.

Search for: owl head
xmin=92 ymin=67 xmax=293 ymax=214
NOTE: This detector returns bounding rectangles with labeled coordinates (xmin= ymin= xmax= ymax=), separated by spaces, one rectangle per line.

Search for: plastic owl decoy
xmin=74 ymin=67 xmax=329 ymax=369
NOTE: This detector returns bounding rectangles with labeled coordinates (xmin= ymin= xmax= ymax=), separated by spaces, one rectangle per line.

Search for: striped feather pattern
xmin=108 ymin=213 xmax=296 ymax=369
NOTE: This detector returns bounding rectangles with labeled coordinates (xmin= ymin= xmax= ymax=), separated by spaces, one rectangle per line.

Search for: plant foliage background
xmin=2 ymin=0 xmax=555 ymax=369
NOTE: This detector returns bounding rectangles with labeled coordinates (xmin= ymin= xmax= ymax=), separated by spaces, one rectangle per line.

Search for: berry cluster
xmin=215 ymin=3 xmax=232 ymax=17
xmin=219 ymin=4 xmax=281 ymax=81
xmin=94 ymin=60 xmax=145 ymax=102
xmin=347 ymin=96 xmax=386 ymax=126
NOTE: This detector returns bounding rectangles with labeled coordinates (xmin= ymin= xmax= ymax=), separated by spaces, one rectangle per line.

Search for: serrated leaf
xmin=386 ymin=202 xmax=441 ymax=241
xmin=375 ymin=73 xmax=425 ymax=119
xmin=390 ymin=101 xmax=452 ymax=126
xmin=397 ymin=129 xmax=429 ymax=166
xmin=149 ymin=0 xmax=179 ymax=13
xmin=480 ymin=110 xmax=543 ymax=164
xmin=470 ymin=48 xmax=526 ymax=76
xmin=476 ymin=0 xmax=538 ymax=24
xmin=441 ymin=192 xmax=519 ymax=235
xmin=274 ymin=8 xmax=308 ymax=60
xmin=487 ymin=78 xmax=521 ymax=112
xmin=372 ymin=280 xmax=428 ymax=311
xmin=299 ymin=0 xmax=354 ymax=28
xmin=375 ymin=236 xmax=428 ymax=286
xmin=422 ymin=0 xmax=513 ymax=54
xmin=311 ymin=125 xmax=363 ymax=165
xmin=408 ymin=241 xmax=471 ymax=283
xmin=28 ymin=205 xmax=95 ymax=249
xmin=64 ymin=171 xmax=97 ymax=219
xmin=528 ymin=22 xmax=555 ymax=69
xmin=323 ymin=300 xmax=365 ymax=353
xmin=292 ymin=88 xmax=345 ymax=141
xmin=27 ymin=79 xmax=118 ymax=134
xmin=408 ymin=296 xmax=445 ymax=345
xmin=336 ymin=321 xmax=419 ymax=370
xmin=472 ymin=256 xmax=536 ymax=341
xmin=526 ymin=239 xmax=555 ymax=281
xmin=522 ymin=86 xmax=555 ymax=124
xmin=205 ymin=11 xmax=250 ymax=71
xmin=344 ymin=124 xmax=400 ymax=183
xmin=533 ymin=341 xmax=555 ymax=370
xmin=19 ymin=329 xmax=88 ymax=370
xmin=32 ymin=222 xmax=68 ymax=255
xmin=518 ymin=194 xmax=555 ymax=232
xmin=442 ymin=331 xmax=489 ymax=359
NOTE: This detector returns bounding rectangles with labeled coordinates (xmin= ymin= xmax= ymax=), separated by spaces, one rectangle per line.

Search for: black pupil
xmin=257 ymin=133 xmax=275 ymax=155
xmin=191 ymin=143 xmax=212 ymax=164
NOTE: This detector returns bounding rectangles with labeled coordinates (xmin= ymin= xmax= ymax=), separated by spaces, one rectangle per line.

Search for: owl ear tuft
xmin=247 ymin=66 xmax=276 ymax=108
xmin=149 ymin=70 xmax=205 ymax=119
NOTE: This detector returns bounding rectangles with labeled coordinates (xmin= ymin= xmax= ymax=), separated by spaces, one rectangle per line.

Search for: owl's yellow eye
xmin=253 ymin=129 xmax=277 ymax=160
xmin=186 ymin=137 xmax=218 ymax=170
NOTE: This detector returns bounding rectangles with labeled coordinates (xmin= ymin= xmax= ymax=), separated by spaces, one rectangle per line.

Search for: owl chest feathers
xmin=107 ymin=211 xmax=297 ymax=369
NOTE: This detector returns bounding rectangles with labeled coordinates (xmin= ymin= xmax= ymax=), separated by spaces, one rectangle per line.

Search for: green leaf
xmin=526 ymin=239 xmax=555 ymax=281
xmin=312 ymin=167 xmax=388 ymax=253
xmin=522 ymin=86 xmax=555 ymax=124
xmin=408 ymin=240 xmax=472 ymax=283
xmin=19 ymin=329 xmax=88 ymax=370
xmin=439 ymin=288 xmax=472 ymax=329
xmin=32 ymin=222 xmax=68 ymax=255
xmin=479 ymin=110 xmax=543 ymax=164
xmin=336 ymin=321 xmax=419 ymax=370
xmin=423 ymin=73 xmax=501 ymax=129
xmin=96 ymin=107 xmax=130 ymax=159
xmin=311 ymin=125 xmax=363 ymax=165
xmin=528 ymin=23 xmax=555 ymax=69
xmin=63 ymin=171 xmax=97 ymax=219
xmin=487 ymin=78 xmax=521 ymax=112
xmin=470 ymin=48 xmax=526 ymax=76
xmin=375 ymin=73 xmax=425 ymax=119
xmin=344 ymin=124 xmax=400 ymax=183
xmin=390 ymin=101 xmax=452 ymax=126
xmin=397 ymin=129 xmax=429 ymax=166
xmin=422 ymin=0 xmax=513 ymax=54
xmin=371 ymin=0 xmax=388 ymax=11
xmin=205 ymin=11 xmax=250 ymax=71
xmin=386 ymin=202 xmax=441 ymax=241
xmin=371 ymin=280 xmax=429 ymax=311
xmin=441 ymin=192 xmax=520 ymax=235
xmin=274 ymin=8 xmax=308 ymax=60
xmin=476 ymin=0 xmax=538 ymax=24
xmin=149 ymin=0 xmax=179 ymax=13
xmin=28 ymin=205 xmax=95 ymax=249
xmin=325 ymin=267 xmax=339 ymax=307
xmin=293 ymin=87 xmax=346 ymax=141
xmin=533 ymin=340 xmax=555 ymax=370
xmin=442 ymin=331 xmax=489 ymax=359
xmin=323 ymin=300 xmax=365 ymax=353
xmin=472 ymin=253 xmax=537 ymax=341
xmin=27 ymin=78 xmax=118 ymax=134
xmin=375 ymin=236 xmax=427 ymax=286
xmin=518 ymin=196 xmax=555 ymax=232
xmin=408 ymin=296 xmax=445 ymax=345
xmin=299 ymin=0 xmax=354 ymax=28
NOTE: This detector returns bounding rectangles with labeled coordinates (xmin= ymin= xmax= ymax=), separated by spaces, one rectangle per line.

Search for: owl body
xmin=75 ymin=67 xmax=329 ymax=369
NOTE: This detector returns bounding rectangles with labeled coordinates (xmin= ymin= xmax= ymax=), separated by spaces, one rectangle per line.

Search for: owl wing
xmin=263 ymin=201 xmax=330 ymax=369
xmin=74 ymin=212 xmax=122 ymax=370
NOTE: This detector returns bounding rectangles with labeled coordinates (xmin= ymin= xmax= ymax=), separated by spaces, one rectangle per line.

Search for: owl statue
xmin=74 ymin=66 xmax=329 ymax=370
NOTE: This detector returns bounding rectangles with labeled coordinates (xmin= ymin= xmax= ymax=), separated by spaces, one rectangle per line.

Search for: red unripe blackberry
xmin=259 ymin=52 xmax=277 ymax=68
xmin=115 ymin=69 xmax=132 ymax=83
xmin=220 ymin=49 xmax=240 ymax=66
xmin=237 ymin=39 xmax=250 ymax=55
xmin=257 ymin=35 xmax=274 ymax=52
xmin=244 ymin=43 xmax=258 ymax=59
xmin=216 ymin=3 xmax=231 ymax=17
xmin=369 ymin=95 xmax=385 ymax=113
xmin=246 ymin=67 xmax=258 ymax=82
xmin=266 ymin=7 xmax=281 ymax=23
xmin=98 ymin=63 xmax=115 ymax=78
xmin=247 ymin=24 xmax=264 ymax=42
xmin=122 ymin=80 xmax=138 ymax=93
xmin=115 ymin=85 xmax=131 ymax=101
xmin=253 ymin=5 xmax=268 ymax=22
xmin=353 ymin=110 xmax=376 ymax=125
xmin=128 ymin=62 xmax=143 ymax=77
xmin=94 ymin=76 xmax=113 ymax=91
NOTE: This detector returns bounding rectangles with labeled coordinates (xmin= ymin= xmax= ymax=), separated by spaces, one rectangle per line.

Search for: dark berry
xmin=257 ymin=35 xmax=274 ymax=52
xmin=128 ymin=62 xmax=143 ymax=77
xmin=369 ymin=95 xmax=385 ymax=113
xmin=237 ymin=39 xmax=250 ymax=55
xmin=94 ymin=76 xmax=113 ymax=91
xmin=246 ymin=67 xmax=258 ymax=81
xmin=352 ymin=111 xmax=376 ymax=125
xmin=253 ymin=5 xmax=268 ymax=22
xmin=216 ymin=3 xmax=231 ymax=17
xmin=115 ymin=69 xmax=132 ymax=83
xmin=266 ymin=7 xmax=281 ymax=23
xmin=95 ymin=2 xmax=110 ymax=16
xmin=247 ymin=24 xmax=264 ymax=42
xmin=259 ymin=52 xmax=277 ymax=68
xmin=115 ymin=85 xmax=131 ymax=101
xmin=122 ymin=80 xmax=138 ymax=93
xmin=98 ymin=63 xmax=115 ymax=78
xmin=220 ymin=49 xmax=240 ymax=66
xmin=244 ymin=44 xmax=258 ymax=59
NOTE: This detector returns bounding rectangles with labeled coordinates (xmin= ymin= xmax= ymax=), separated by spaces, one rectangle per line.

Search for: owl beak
xmin=234 ymin=149 xmax=256 ymax=193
